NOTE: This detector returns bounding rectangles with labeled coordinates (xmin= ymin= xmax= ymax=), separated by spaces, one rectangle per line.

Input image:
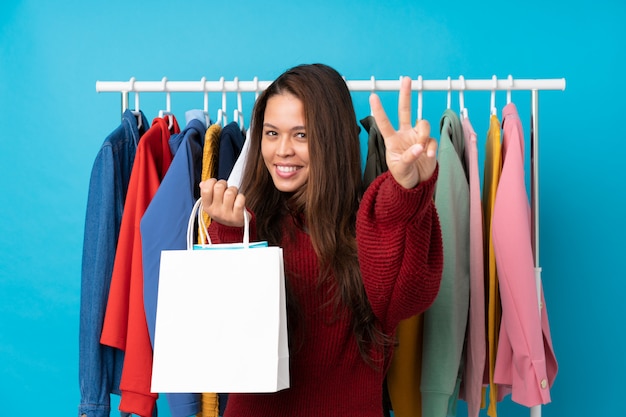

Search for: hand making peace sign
xmin=369 ymin=76 xmax=438 ymax=189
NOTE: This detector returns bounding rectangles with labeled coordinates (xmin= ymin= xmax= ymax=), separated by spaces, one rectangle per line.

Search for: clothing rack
xmin=96 ymin=76 xmax=565 ymax=119
xmin=95 ymin=75 xmax=566 ymax=417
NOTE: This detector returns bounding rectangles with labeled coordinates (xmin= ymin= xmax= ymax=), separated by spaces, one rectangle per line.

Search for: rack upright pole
xmin=530 ymin=89 xmax=542 ymax=417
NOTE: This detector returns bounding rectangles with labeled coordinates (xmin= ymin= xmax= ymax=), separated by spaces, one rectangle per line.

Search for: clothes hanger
xmin=129 ymin=77 xmax=143 ymax=130
xmin=446 ymin=76 xmax=452 ymax=110
xmin=157 ymin=77 xmax=174 ymax=130
xmin=507 ymin=74 xmax=513 ymax=104
xmin=232 ymin=77 xmax=245 ymax=129
xmin=216 ymin=77 xmax=227 ymax=127
xmin=201 ymin=76 xmax=211 ymax=126
xmin=491 ymin=75 xmax=498 ymax=116
xmin=253 ymin=76 xmax=260 ymax=101
xmin=459 ymin=75 xmax=468 ymax=119
xmin=369 ymin=75 xmax=376 ymax=116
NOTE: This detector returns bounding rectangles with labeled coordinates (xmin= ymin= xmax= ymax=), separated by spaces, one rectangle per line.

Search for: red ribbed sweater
xmin=210 ymin=169 xmax=443 ymax=417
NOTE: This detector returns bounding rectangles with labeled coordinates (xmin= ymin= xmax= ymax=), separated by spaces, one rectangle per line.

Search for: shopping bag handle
xmin=187 ymin=198 xmax=251 ymax=250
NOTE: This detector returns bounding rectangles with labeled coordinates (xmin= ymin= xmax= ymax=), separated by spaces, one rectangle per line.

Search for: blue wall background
xmin=1 ymin=0 xmax=624 ymax=415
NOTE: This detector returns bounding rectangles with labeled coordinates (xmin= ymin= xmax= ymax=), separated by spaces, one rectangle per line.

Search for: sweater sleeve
xmin=356 ymin=168 xmax=444 ymax=333
xmin=207 ymin=212 xmax=258 ymax=244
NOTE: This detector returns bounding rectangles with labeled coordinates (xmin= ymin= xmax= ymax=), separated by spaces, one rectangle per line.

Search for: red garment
xmin=100 ymin=116 xmax=180 ymax=417
xmin=210 ymin=170 xmax=444 ymax=417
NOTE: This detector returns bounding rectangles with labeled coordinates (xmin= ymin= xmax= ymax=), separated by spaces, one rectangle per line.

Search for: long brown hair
xmin=240 ymin=63 xmax=391 ymax=366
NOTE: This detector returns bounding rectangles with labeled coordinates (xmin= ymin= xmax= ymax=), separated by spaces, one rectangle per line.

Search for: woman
xmin=200 ymin=63 xmax=443 ymax=417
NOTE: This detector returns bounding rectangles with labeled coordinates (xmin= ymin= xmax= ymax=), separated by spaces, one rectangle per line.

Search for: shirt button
xmin=540 ymin=379 xmax=547 ymax=389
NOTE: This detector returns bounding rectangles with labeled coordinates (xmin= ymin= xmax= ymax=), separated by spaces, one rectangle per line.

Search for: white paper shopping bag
xmin=151 ymin=198 xmax=289 ymax=393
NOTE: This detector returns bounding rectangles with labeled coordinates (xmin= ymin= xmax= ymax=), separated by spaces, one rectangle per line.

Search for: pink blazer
xmin=492 ymin=103 xmax=558 ymax=407
xmin=459 ymin=116 xmax=486 ymax=417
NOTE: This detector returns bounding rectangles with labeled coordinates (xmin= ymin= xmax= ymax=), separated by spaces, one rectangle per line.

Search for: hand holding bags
xmin=151 ymin=198 xmax=289 ymax=393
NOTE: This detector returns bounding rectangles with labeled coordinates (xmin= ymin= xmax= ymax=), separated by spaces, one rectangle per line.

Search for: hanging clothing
xmin=141 ymin=116 xmax=205 ymax=343
xmin=482 ymin=113 xmax=503 ymax=417
xmin=100 ymin=116 xmax=180 ymax=417
xmin=213 ymin=122 xmax=246 ymax=417
xmin=217 ymin=121 xmax=246 ymax=180
xmin=422 ymin=109 xmax=469 ymax=417
xmin=492 ymin=103 xmax=558 ymax=407
xmin=459 ymin=115 xmax=486 ymax=417
xmin=141 ymin=117 xmax=207 ymax=417
xmin=197 ymin=122 xmax=223 ymax=417
xmin=361 ymin=115 xmax=388 ymax=189
xmin=386 ymin=314 xmax=424 ymax=417
xmin=362 ymin=115 xmax=425 ymax=417
xmin=79 ymin=109 xmax=148 ymax=417
xmin=200 ymin=395 xmax=219 ymax=417
xmin=199 ymin=123 xmax=222 ymax=231
xmin=226 ymin=128 xmax=250 ymax=188
xmin=208 ymin=169 xmax=443 ymax=417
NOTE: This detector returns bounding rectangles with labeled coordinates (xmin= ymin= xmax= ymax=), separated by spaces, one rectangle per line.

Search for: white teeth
xmin=276 ymin=165 xmax=298 ymax=173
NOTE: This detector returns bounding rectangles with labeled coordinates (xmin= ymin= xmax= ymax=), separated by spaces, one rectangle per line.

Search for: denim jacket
xmin=79 ymin=110 xmax=149 ymax=417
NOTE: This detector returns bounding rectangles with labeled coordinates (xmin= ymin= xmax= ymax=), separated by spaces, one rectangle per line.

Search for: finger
xmin=402 ymin=136 xmax=437 ymax=164
xmin=413 ymin=119 xmax=431 ymax=141
xmin=211 ymin=180 xmax=229 ymax=207
xmin=200 ymin=178 xmax=217 ymax=210
xmin=233 ymin=193 xmax=247 ymax=219
xmin=199 ymin=178 xmax=217 ymax=196
xmin=425 ymin=137 xmax=438 ymax=158
xmin=221 ymin=185 xmax=240 ymax=211
xmin=398 ymin=76 xmax=413 ymax=129
xmin=403 ymin=143 xmax=425 ymax=164
xmin=370 ymin=93 xmax=396 ymax=140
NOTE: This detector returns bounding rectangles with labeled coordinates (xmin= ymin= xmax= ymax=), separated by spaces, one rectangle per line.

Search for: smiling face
xmin=261 ymin=92 xmax=310 ymax=193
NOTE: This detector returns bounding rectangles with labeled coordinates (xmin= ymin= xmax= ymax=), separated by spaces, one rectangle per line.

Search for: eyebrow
xmin=263 ymin=122 xmax=306 ymax=131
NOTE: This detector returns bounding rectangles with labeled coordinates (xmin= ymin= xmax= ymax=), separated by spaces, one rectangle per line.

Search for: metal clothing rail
xmin=95 ymin=75 xmax=565 ymax=93
xmin=96 ymin=76 xmax=565 ymax=115
xmin=95 ymin=75 xmax=565 ymax=417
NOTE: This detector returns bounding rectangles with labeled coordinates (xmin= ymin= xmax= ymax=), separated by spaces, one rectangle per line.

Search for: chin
xmin=272 ymin=179 xmax=306 ymax=193
xmin=274 ymin=184 xmax=301 ymax=193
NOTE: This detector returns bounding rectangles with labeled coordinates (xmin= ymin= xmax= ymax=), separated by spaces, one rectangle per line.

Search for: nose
xmin=276 ymin=134 xmax=294 ymax=157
